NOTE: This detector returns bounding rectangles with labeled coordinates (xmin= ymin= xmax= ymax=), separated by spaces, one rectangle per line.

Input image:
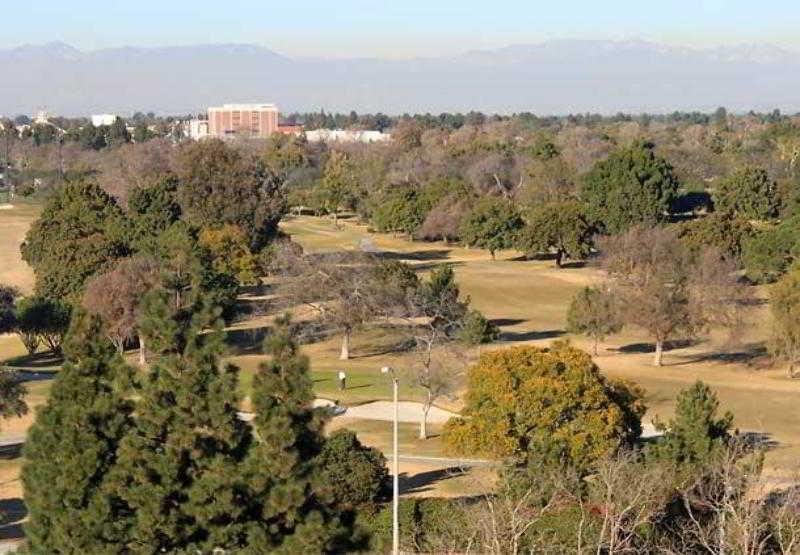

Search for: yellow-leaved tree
xmin=443 ymin=341 xmax=645 ymax=474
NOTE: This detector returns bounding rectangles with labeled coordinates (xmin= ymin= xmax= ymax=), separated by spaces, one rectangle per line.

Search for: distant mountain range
xmin=2 ymin=39 xmax=799 ymax=116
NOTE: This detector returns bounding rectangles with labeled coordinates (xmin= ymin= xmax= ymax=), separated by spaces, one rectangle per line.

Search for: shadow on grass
xmin=0 ymin=442 xmax=22 ymax=460
xmin=615 ymin=339 xmax=697 ymax=354
xmin=674 ymin=343 xmax=768 ymax=367
xmin=5 ymin=351 xmax=63 ymax=370
xmin=399 ymin=466 xmax=467 ymax=495
xmin=739 ymin=431 xmax=780 ymax=451
xmin=225 ymin=326 xmax=271 ymax=356
xmin=377 ymin=249 xmax=452 ymax=262
xmin=489 ymin=318 xmax=527 ymax=327
xmin=500 ymin=329 xmax=565 ymax=342
xmin=0 ymin=498 xmax=26 ymax=541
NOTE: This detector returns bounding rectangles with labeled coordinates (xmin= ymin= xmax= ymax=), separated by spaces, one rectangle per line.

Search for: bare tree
xmin=600 ymin=226 xmax=751 ymax=366
xmin=277 ymin=250 xmax=386 ymax=360
xmin=83 ymin=255 xmax=160 ymax=364
xmin=588 ymin=451 xmax=673 ymax=554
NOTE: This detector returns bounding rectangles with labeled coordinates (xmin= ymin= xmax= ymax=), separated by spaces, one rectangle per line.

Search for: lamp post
xmin=381 ymin=366 xmax=399 ymax=555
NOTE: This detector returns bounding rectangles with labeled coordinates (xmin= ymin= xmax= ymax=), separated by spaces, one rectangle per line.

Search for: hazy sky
xmin=5 ymin=0 xmax=800 ymax=57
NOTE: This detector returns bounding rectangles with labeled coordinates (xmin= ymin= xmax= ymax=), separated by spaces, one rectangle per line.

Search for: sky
xmin=4 ymin=0 xmax=800 ymax=58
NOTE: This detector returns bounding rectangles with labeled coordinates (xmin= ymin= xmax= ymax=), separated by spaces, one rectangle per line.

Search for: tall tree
xmin=240 ymin=315 xmax=347 ymax=551
xmin=647 ymin=381 xmax=733 ymax=466
xmin=176 ymin=139 xmax=287 ymax=250
xmin=713 ymin=166 xmax=780 ymax=220
xmin=21 ymin=180 xmax=130 ymax=301
xmin=566 ymin=286 xmax=622 ymax=355
xmin=82 ymin=255 xmax=160 ymax=364
xmin=459 ymin=197 xmax=524 ymax=259
xmin=443 ymin=342 xmax=645 ymax=476
xmin=112 ymin=291 xmax=252 ymax=552
xmin=127 ymin=176 xmax=182 ymax=253
xmin=581 ymin=141 xmax=679 ymax=233
xmin=769 ymin=268 xmax=800 ymax=378
xmin=22 ymin=313 xmax=134 ymax=553
xmin=517 ymin=201 xmax=595 ymax=268
xmin=0 ymin=285 xmax=17 ymax=334
xmin=320 ymin=150 xmax=354 ymax=226
xmin=278 ymin=251 xmax=385 ymax=360
xmin=600 ymin=226 xmax=750 ymax=366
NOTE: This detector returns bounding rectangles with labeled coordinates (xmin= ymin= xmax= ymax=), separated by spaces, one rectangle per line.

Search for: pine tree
xmin=22 ymin=312 xmax=134 ymax=553
xmin=648 ymin=381 xmax=734 ymax=466
xmin=112 ymin=289 xmax=252 ymax=552
xmin=240 ymin=314 xmax=347 ymax=552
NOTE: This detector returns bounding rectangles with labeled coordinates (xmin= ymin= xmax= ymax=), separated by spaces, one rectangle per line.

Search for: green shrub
xmin=316 ymin=429 xmax=388 ymax=511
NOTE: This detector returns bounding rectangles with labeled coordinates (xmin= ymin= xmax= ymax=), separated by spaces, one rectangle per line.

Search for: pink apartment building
xmin=207 ymin=103 xmax=279 ymax=139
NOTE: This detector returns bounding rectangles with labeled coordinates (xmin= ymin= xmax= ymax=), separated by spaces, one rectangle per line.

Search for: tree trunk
xmin=555 ymin=249 xmax=563 ymax=268
xmin=420 ymin=395 xmax=431 ymax=440
xmin=339 ymin=329 xmax=350 ymax=360
xmin=654 ymin=340 xmax=664 ymax=367
xmin=490 ymin=249 xmax=496 ymax=261
xmin=138 ymin=335 xmax=146 ymax=366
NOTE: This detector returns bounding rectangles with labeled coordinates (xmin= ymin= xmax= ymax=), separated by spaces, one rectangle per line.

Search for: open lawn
xmin=0 ymin=202 xmax=38 ymax=294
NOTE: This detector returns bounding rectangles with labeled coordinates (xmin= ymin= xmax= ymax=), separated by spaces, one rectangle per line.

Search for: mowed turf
xmin=0 ymin=202 xmax=38 ymax=294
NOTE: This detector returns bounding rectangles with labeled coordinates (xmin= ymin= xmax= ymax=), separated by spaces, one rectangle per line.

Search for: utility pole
xmin=381 ymin=366 xmax=399 ymax=555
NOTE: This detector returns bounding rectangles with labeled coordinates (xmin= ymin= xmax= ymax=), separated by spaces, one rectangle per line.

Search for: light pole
xmin=381 ymin=366 xmax=399 ymax=555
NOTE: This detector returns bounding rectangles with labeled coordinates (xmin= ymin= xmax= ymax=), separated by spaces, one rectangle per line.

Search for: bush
xmin=15 ymin=296 xmax=71 ymax=354
xmin=713 ymin=166 xmax=780 ymax=220
xmin=315 ymin=429 xmax=388 ymax=511
xmin=457 ymin=309 xmax=499 ymax=345
xmin=357 ymin=498 xmax=468 ymax=553
xmin=741 ymin=218 xmax=800 ymax=283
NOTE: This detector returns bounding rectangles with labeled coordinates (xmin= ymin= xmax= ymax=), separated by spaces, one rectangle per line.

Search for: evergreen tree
xmin=648 ymin=381 xmax=733 ymax=466
xmin=112 ymin=290 xmax=252 ymax=552
xmin=581 ymin=141 xmax=679 ymax=233
xmin=20 ymin=180 xmax=130 ymax=301
xmin=22 ymin=312 xmax=134 ymax=552
xmin=240 ymin=315 xmax=347 ymax=552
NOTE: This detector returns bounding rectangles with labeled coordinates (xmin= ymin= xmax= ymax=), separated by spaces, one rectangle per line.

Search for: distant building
xmin=207 ymin=103 xmax=279 ymax=139
xmin=276 ymin=124 xmax=304 ymax=135
xmin=187 ymin=119 xmax=210 ymax=140
xmin=304 ymin=128 xmax=391 ymax=144
xmin=91 ymin=114 xmax=118 ymax=127
xmin=33 ymin=111 xmax=51 ymax=125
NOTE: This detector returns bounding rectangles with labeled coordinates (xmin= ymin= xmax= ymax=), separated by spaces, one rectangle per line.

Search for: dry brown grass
xmin=0 ymin=202 xmax=39 ymax=294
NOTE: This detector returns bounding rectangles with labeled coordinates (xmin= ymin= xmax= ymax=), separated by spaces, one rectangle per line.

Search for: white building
xmin=33 ymin=111 xmax=51 ymax=125
xmin=91 ymin=114 xmax=118 ymax=127
xmin=187 ymin=119 xmax=210 ymax=141
xmin=304 ymin=129 xmax=391 ymax=144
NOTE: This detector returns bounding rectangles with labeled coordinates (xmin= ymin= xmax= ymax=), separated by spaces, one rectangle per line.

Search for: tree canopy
xmin=459 ymin=197 xmax=524 ymax=259
xmin=442 ymin=342 xmax=645 ymax=474
xmin=21 ymin=180 xmax=130 ymax=302
xmin=581 ymin=141 xmax=679 ymax=233
xmin=176 ymin=139 xmax=287 ymax=250
xmin=517 ymin=201 xmax=595 ymax=267
xmin=713 ymin=166 xmax=780 ymax=220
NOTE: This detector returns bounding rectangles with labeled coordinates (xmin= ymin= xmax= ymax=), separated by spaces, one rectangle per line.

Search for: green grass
xmin=328 ymin=418 xmax=446 ymax=459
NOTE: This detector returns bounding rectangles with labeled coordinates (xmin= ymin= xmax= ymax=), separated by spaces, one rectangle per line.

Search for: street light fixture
xmin=381 ymin=366 xmax=399 ymax=555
